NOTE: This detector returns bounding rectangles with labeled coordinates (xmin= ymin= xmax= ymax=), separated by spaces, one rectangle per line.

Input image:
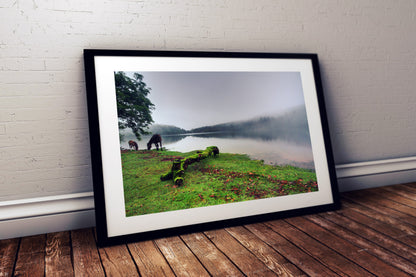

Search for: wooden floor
xmin=1 ymin=183 xmax=416 ymax=276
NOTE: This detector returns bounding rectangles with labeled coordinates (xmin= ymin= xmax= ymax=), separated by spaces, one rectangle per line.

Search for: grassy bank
xmin=122 ymin=149 xmax=318 ymax=217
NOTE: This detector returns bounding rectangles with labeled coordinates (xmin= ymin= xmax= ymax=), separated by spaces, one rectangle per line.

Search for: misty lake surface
xmin=121 ymin=133 xmax=315 ymax=170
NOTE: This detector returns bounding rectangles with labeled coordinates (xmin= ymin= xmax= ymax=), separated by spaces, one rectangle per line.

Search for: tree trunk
xmin=161 ymin=146 xmax=219 ymax=186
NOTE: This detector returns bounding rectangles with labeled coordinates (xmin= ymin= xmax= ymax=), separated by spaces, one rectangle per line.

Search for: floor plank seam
xmin=306 ymin=214 xmax=414 ymax=276
xmin=179 ymin=234 xmax=214 ymax=276
xmin=283 ymin=217 xmax=377 ymax=277
xmin=11 ymin=237 xmax=21 ymax=277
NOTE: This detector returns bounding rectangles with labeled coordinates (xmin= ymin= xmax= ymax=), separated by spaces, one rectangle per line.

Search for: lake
xmin=121 ymin=133 xmax=315 ymax=170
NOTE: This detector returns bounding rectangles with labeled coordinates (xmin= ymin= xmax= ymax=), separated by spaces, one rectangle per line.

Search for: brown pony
xmin=147 ymin=134 xmax=162 ymax=150
xmin=128 ymin=140 xmax=138 ymax=151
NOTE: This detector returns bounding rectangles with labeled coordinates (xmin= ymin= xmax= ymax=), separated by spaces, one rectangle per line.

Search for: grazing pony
xmin=128 ymin=140 xmax=138 ymax=151
xmin=147 ymin=134 xmax=162 ymax=150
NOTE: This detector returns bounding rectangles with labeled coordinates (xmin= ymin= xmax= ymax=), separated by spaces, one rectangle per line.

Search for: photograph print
xmin=84 ymin=50 xmax=339 ymax=244
xmin=116 ymin=70 xmax=318 ymax=217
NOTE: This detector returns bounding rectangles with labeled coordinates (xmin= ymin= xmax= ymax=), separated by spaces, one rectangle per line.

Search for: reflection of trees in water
xmin=164 ymin=132 xmax=315 ymax=170
xmin=190 ymin=129 xmax=311 ymax=146
xmin=121 ymin=132 xmax=314 ymax=169
xmin=122 ymin=105 xmax=312 ymax=147
xmin=134 ymin=125 xmax=311 ymax=148
xmin=122 ymin=129 xmax=310 ymax=149
xmin=188 ymin=106 xmax=312 ymax=146
xmin=160 ymin=134 xmax=187 ymax=145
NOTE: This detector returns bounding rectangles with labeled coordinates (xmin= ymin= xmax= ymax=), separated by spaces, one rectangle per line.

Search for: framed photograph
xmin=84 ymin=49 xmax=340 ymax=246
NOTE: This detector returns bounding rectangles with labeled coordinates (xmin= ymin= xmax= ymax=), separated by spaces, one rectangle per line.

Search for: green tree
xmin=115 ymin=71 xmax=154 ymax=141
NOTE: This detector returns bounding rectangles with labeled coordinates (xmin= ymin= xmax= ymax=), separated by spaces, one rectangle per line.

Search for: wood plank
xmin=344 ymin=190 xmax=416 ymax=218
xmin=204 ymin=229 xmax=276 ymax=276
xmin=14 ymin=234 xmax=46 ymax=277
xmin=225 ymin=226 xmax=306 ymax=276
xmin=155 ymin=236 xmax=210 ymax=276
xmin=321 ymin=211 xmax=416 ymax=263
xmin=342 ymin=199 xmax=416 ymax=236
xmin=245 ymin=223 xmax=338 ymax=276
xmin=71 ymin=228 xmax=105 ymax=276
xmin=396 ymin=183 xmax=416 ymax=194
xmin=265 ymin=220 xmax=373 ymax=276
xmin=382 ymin=184 xmax=416 ymax=199
xmin=0 ymin=238 xmax=19 ymax=277
xmin=342 ymin=193 xmax=416 ymax=226
xmin=337 ymin=208 xmax=415 ymax=246
xmin=369 ymin=188 xmax=416 ymax=209
xmin=406 ymin=182 xmax=416 ymax=188
xmin=181 ymin=232 xmax=243 ymax=276
xmin=128 ymin=240 xmax=175 ymax=277
xmin=98 ymin=244 xmax=139 ymax=276
xmin=286 ymin=216 xmax=410 ymax=277
xmin=2 ymin=184 xmax=416 ymax=277
xmin=307 ymin=214 xmax=416 ymax=276
xmin=45 ymin=232 xmax=74 ymax=277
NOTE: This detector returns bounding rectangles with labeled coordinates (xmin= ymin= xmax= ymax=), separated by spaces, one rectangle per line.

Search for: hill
xmin=189 ymin=106 xmax=311 ymax=143
xmin=148 ymin=124 xmax=187 ymax=135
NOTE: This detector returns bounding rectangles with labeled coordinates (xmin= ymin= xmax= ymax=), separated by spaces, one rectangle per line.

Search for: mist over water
xmin=120 ymin=105 xmax=315 ymax=169
xmin=121 ymin=132 xmax=315 ymax=170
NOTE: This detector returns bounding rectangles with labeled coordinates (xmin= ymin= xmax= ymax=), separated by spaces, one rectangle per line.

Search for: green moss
xmin=161 ymin=146 xmax=220 ymax=186
xmin=122 ymin=149 xmax=317 ymax=217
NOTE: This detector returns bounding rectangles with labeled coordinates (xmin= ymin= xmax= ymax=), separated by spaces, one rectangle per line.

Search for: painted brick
xmin=1 ymin=0 xmax=416 ymax=201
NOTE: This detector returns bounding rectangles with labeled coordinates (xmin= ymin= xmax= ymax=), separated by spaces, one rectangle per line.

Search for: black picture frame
xmin=84 ymin=49 xmax=340 ymax=246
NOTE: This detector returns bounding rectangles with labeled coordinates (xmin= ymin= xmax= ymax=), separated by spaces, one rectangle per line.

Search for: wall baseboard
xmin=0 ymin=192 xmax=95 ymax=240
xmin=0 ymin=192 xmax=94 ymax=221
xmin=1 ymin=157 xmax=415 ymax=239
xmin=336 ymin=156 xmax=416 ymax=179
xmin=0 ymin=210 xmax=95 ymax=240
xmin=335 ymin=156 xmax=416 ymax=192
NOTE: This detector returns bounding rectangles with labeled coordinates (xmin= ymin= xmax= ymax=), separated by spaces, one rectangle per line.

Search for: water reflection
xmin=121 ymin=132 xmax=315 ymax=170
xmin=190 ymin=130 xmax=311 ymax=145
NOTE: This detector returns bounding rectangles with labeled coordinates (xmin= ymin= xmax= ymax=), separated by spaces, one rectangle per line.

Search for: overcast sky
xmin=126 ymin=71 xmax=305 ymax=130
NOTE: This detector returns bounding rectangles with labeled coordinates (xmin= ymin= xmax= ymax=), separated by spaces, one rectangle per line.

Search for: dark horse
xmin=147 ymin=134 xmax=162 ymax=150
xmin=128 ymin=140 xmax=138 ymax=151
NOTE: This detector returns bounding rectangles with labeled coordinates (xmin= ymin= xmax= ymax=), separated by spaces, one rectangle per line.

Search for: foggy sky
xmin=127 ymin=71 xmax=305 ymax=130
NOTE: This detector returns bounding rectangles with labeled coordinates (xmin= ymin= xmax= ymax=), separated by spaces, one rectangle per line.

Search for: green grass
xmin=122 ymin=149 xmax=318 ymax=217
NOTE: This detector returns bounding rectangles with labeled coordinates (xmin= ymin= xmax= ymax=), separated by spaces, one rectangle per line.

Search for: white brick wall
xmin=1 ymin=0 xmax=416 ymax=201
